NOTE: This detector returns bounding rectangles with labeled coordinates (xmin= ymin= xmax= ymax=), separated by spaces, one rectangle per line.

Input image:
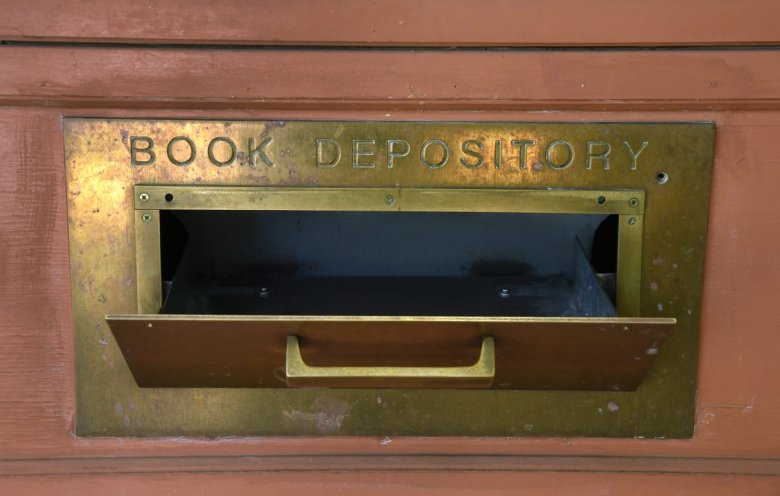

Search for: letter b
xmin=130 ymin=136 xmax=156 ymax=166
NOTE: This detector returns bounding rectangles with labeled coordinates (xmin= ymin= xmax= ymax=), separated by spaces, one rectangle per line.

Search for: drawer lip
xmin=106 ymin=314 xmax=675 ymax=391
xmin=108 ymin=313 xmax=676 ymax=324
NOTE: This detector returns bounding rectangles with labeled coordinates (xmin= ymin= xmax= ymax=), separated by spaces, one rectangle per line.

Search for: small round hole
xmin=655 ymin=172 xmax=669 ymax=185
xmin=164 ymin=193 xmax=175 ymax=202
xmin=597 ymin=196 xmax=606 ymax=205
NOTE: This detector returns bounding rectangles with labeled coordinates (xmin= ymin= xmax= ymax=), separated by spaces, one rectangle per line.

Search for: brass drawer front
xmin=107 ymin=315 xmax=673 ymax=390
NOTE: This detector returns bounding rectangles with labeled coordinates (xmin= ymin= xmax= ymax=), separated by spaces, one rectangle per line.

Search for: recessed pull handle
xmin=285 ymin=336 xmax=495 ymax=388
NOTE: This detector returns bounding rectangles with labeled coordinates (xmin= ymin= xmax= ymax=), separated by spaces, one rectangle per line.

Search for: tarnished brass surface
xmin=134 ymin=210 xmax=161 ymax=314
xmin=286 ymin=336 xmax=496 ymax=388
xmin=134 ymin=185 xmax=645 ymax=214
xmin=65 ymin=119 xmax=714 ymax=437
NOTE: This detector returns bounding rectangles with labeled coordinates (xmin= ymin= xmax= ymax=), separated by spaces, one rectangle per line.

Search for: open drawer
xmin=107 ymin=185 xmax=674 ymax=391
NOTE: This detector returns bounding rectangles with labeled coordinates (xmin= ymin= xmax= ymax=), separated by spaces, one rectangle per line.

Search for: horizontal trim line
xmin=4 ymin=41 xmax=780 ymax=51
xmin=0 ymin=454 xmax=779 ymax=477
xmin=5 ymin=97 xmax=780 ymax=111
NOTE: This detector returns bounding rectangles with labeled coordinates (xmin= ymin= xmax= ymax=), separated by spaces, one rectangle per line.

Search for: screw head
xmin=629 ymin=198 xmax=639 ymax=208
xmin=258 ymin=287 xmax=271 ymax=298
xmin=384 ymin=195 xmax=395 ymax=205
xmin=498 ymin=287 xmax=512 ymax=298
xmin=628 ymin=217 xmax=637 ymax=225
xmin=139 ymin=193 xmax=149 ymax=202
xmin=142 ymin=213 xmax=153 ymax=223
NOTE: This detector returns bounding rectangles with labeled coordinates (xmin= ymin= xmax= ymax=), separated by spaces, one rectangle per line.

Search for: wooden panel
xmin=1 ymin=35 xmax=780 ymax=489
xmin=1 ymin=472 xmax=780 ymax=496
xmin=2 ymin=47 xmax=780 ymax=110
xmin=3 ymin=472 xmax=780 ymax=496
xmin=0 ymin=109 xmax=74 ymax=455
xmin=1 ymin=106 xmax=779 ymax=463
xmin=1 ymin=0 xmax=780 ymax=47
xmin=1 ymin=453 xmax=779 ymax=477
xmin=0 ymin=3 xmax=778 ymax=486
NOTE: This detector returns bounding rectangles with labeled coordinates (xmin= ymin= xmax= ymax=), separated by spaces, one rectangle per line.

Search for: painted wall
xmin=1 ymin=2 xmax=779 ymax=493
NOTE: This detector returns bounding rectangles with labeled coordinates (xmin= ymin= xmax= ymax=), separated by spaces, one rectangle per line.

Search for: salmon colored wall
xmin=3 ymin=472 xmax=780 ymax=496
xmin=1 ymin=0 xmax=779 ymax=46
xmin=1 ymin=5 xmax=779 ymax=492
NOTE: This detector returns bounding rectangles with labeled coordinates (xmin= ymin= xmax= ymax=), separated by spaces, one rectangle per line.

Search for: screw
xmin=142 ymin=213 xmax=153 ymax=223
xmin=597 ymin=196 xmax=606 ymax=205
xmin=629 ymin=198 xmax=639 ymax=208
xmin=384 ymin=195 xmax=395 ymax=205
xmin=139 ymin=193 xmax=149 ymax=202
xmin=258 ymin=287 xmax=271 ymax=298
xmin=498 ymin=287 xmax=512 ymax=298
xmin=628 ymin=217 xmax=637 ymax=225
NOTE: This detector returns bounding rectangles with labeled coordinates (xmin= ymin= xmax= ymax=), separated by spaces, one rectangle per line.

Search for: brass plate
xmin=65 ymin=119 xmax=714 ymax=437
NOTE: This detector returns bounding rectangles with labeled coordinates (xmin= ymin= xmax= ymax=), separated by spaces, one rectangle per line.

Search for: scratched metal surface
xmin=64 ymin=119 xmax=713 ymax=437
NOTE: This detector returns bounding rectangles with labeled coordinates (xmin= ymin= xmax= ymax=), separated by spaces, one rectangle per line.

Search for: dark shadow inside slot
xmin=159 ymin=210 xmax=617 ymax=317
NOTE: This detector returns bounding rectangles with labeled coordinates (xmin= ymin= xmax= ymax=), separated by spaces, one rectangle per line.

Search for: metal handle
xmin=285 ymin=336 xmax=495 ymax=388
